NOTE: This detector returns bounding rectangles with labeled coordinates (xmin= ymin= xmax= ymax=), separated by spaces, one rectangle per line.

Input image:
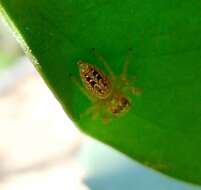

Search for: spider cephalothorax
xmin=108 ymin=95 xmax=131 ymax=115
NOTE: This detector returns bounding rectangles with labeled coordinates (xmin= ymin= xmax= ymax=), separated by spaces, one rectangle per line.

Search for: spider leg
xmin=121 ymin=83 xmax=142 ymax=96
xmin=81 ymin=101 xmax=106 ymax=120
xmin=121 ymin=48 xmax=133 ymax=81
xmin=91 ymin=48 xmax=116 ymax=81
xmin=69 ymin=74 xmax=92 ymax=100
xmin=122 ymin=75 xmax=137 ymax=86
xmin=80 ymin=105 xmax=98 ymax=119
xmin=131 ymin=87 xmax=143 ymax=95
xmin=102 ymin=116 xmax=110 ymax=124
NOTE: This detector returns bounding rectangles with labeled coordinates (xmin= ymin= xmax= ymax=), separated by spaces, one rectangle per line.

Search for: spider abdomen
xmin=78 ymin=61 xmax=112 ymax=99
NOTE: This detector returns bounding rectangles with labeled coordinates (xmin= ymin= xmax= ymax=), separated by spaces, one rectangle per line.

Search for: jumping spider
xmin=70 ymin=48 xmax=142 ymax=122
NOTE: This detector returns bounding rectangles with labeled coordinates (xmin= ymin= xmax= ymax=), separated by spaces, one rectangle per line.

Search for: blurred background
xmin=0 ymin=15 xmax=201 ymax=190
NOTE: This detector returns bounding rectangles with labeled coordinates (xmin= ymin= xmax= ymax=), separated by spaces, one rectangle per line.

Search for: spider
xmin=70 ymin=48 xmax=142 ymax=122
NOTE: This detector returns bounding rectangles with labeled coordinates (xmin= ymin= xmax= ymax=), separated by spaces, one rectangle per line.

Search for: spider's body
xmin=78 ymin=60 xmax=131 ymax=116
xmin=78 ymin=61 xmax=112 ymax=99
xmin=108 ymin=94 xmax=131 ymax=115
xmin=71 ymin=49 xmax=141 ymax=122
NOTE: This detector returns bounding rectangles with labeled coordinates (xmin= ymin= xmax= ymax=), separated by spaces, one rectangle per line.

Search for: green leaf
xmin=0 ymin=0 xmax=201 ymax=185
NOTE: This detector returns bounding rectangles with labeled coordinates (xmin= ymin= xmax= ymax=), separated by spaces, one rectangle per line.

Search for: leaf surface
xmin=0 ymin=0 xmax=201 ymax=184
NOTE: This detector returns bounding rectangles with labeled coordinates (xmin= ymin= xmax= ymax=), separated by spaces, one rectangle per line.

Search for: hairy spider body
xmin=78 ymin=61 xmax=112 ymax=99
xmin=71 ymin=49 xmax=142 ymax=122
xmin=78 ymin=60 xmax=131 ymax=115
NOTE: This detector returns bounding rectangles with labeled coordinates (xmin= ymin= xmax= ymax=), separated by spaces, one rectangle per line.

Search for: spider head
xmin=109 ymin=95 xmax=131 ymax=115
